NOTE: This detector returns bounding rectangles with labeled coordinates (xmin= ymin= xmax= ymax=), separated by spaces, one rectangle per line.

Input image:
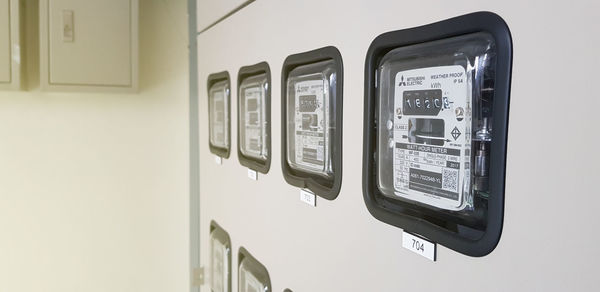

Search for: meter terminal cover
xmin=281 ymin=46 xmax=343 ymax=200
xmin=237 ymin=62 xmax=271 ymax=173
xmin=362 ymin=12 xmax=512 ymax=257
xmin=208 ymin=71 xmax=232 ymax=158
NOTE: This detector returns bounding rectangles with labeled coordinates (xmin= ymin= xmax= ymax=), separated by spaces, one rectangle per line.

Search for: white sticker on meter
xmin=293 ymin=79 xmax=329 ymax=172
xmin=211 ymin=90 xmax=226 ymax=147
xmin=392 ymin=65 xmax=470 ymax=210
xmin=243 ymin=86 xmax=264 ymax=158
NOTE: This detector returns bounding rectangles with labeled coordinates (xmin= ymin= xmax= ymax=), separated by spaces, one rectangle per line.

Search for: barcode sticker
xmin=247 ymin=169 xmax=258 ymax=180
xmin=300 ymin=189 xmax=316 ymax=207
xmin=402 ymin=231 xmax=436 ymax=261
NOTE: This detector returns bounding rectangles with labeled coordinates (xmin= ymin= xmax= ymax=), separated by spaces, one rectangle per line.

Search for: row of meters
xmin=206 ymin=12 xmax=512 ymax=258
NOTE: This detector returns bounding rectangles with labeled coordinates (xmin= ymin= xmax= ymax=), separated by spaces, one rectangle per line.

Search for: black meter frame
xmin=362 ymin=12 xmax=512 ymax=257
xmin=238 ymin=247 xmax=271 ymax=292
xmin=281 ymin=46 xmax=343 ymax=200
xmin=210 ymin=221 xmax=232 ymax=292
xmin=208 ymin=71 xmax=231 ymax=158
xmin=237 ymin=62 xmax=271 ymax=174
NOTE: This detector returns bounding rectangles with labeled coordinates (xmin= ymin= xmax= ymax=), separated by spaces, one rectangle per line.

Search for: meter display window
xmin=210 ymin=221 xmax=231 ymax=292
xmin=238 ymin=63 xmax=271 ymax=173
xmin=238 ymin=247 xmax=271 ymax=292
xmin=362 ymin=12 xmax=512 ymax=256
xmin=208 ymin=72 xmax=231 ymax=158
xmin=281 ymin=47 xmax=343 ymax=200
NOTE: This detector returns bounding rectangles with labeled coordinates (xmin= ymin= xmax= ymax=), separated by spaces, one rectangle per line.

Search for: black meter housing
xmin=281 ymin=46 xmax=343 ymax=200
xmin=238 ymin=247 xmax=271 ymax=292
xmin=362 ymin=12 xmax=512 ymax=256
xmin=210 ymin=221 xmax=232 ymax=292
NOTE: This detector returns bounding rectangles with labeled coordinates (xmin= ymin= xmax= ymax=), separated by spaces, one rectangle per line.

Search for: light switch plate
xmin=62 ymin=10 xmax=73 ymax=42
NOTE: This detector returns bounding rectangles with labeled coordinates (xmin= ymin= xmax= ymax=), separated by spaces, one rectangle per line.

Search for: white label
xmin=247 ymin=169 xmax=257 ymax=180
xmin=402 ymin=231 xmax=436 ymax=261
xmin=392 ymin=65 xmax=471 ymax=211
xmin=300 ymin=189 xmax=316 ymax=207
xmin=293 ymin=79 xmax=329 ymax=173
xmin=214 ymin=156 xmax=222 ymax=165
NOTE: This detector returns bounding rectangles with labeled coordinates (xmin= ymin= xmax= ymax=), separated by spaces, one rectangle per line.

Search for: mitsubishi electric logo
xmin=399 ymin=75 xmax=406 ymax=86
xmin=399 ymin=75 xmax=425 ymax=86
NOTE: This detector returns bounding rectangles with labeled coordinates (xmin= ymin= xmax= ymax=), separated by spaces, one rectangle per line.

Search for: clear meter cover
xmin=209 ymin=80 xmax=230 ymax=153
xmin=286 ymin=60 xmax=337 ymax=178
xmin=239 ymin=74 xmax=269 ymax=161
xmin=209 ymin=222 xmax=231 ymax=292
xmin=377 ymin=32 xmax=496 ymax=213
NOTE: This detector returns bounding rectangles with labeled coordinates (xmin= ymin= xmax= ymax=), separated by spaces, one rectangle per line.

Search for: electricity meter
xmin=238 ymin=62 xmax=271 ymax=173
xmin=208 ymin=72 xmax=231 ymax=158
xmin=281 ymin=46 xmax=343 ymax=200
xmin=238 ymin=247 xmax=271 ymax=292
xmin=210 ymin=221 xmax=231 ymax=292
xmin=362 ymin=12 xmax=512 ymax=256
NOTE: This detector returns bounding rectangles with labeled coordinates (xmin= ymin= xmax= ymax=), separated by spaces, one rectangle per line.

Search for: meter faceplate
xmin=377 ymin=34 xmax=497 ymax=212
xmin=287 ymin=70 xmax=331 ymax=176
xmin=281 ymin=47 xmax=343 ymax=200
xmin=208 ymin=72 xmax=231 ymax=158
xmin=238 ymin=62 xmax=271 ymax=173
xmin=363 ymin=12 xmax=512 ymax=257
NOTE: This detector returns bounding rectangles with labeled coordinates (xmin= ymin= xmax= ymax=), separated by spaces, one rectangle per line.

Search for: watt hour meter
xmin=363 ymin=12 xmax=512 ymax=256
xmin=281 ymin=46 xmax=343 ymax=200
xmin=238 ymin=63 xmax=271 ymax=173
xmin=210 ymin=221 xmax=231 ymax=292
xmin=238 ymin=247 xmax=271 ymax=292
xmin=208 ymin=72 xmax=231 ymax=158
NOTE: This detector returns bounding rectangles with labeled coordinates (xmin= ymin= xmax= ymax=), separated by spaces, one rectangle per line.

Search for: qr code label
xmin=442 ymin=168 xmax=459 ymax=192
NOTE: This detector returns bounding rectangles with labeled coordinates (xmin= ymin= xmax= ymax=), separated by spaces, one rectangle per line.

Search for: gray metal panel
xmin=189 ymin=0 xmax=200 ymax=290
xmin=195 ymin=0 xmax=600 ymax=291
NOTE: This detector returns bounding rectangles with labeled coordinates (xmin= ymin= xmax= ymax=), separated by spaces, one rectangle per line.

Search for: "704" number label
xmin=402 ymin=231 xmax=436 ymax=261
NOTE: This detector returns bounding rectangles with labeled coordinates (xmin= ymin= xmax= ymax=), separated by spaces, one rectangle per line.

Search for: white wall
xmin=0 ymin=1 xmax=189 ymax=291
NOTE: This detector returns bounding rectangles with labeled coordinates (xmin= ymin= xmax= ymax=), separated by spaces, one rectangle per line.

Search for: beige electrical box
xmin=0 ymin=0 xmax=23 ymax=90
xmin=40 ymin=0 xmax=138 ymax=92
